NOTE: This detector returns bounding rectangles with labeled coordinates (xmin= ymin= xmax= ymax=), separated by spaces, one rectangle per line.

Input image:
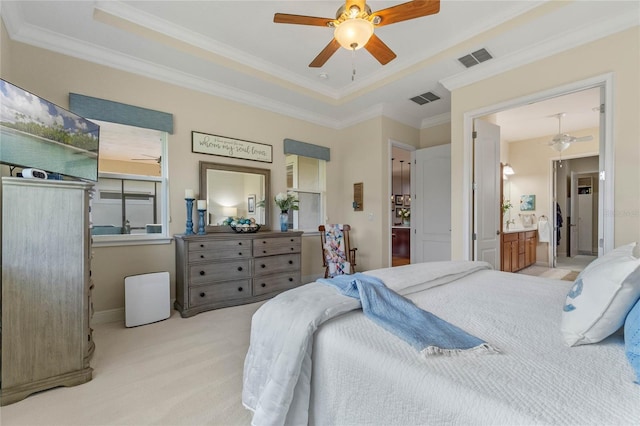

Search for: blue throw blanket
xmin=319 ymin=273 xmax=498 ymax=356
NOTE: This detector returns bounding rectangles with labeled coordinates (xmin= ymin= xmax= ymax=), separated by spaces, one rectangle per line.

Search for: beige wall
xmin=1 ymin=26 xmax=418 ymax=314
xmin=451 ymin=27 xmax=640 ymax=259
xmin=420 ymin=122 xmax=450 ymax=148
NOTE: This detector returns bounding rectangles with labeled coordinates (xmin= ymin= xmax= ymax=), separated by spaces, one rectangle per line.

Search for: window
xmin=286 ymin=154 xmax=326 ymax=231
xmin=90 ymin=120 xmax=169 ymax=245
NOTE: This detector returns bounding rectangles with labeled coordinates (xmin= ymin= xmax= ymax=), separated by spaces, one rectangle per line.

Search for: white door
xmin=569 ymin=172 xmax=578 ymax=257
xmin=411 ymin=144 xmax=451 ymax=263
xmin=578 ymin=190 xmax=592 ymax=253
xmin=473 ymin=120 xmax=501 ymax=268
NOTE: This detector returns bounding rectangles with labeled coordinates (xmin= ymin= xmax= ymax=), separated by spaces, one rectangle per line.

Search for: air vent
xmin=458 ymin=48 xmax=493 ymax=68
xmin=410 ymin=91 xmax=440 ymax=105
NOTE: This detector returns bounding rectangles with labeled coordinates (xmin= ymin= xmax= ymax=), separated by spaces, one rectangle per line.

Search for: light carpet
xmin=517 ymin=265 xmax=577 ymax=281
xmin=1 ymin=302 xmax=262 ymax=426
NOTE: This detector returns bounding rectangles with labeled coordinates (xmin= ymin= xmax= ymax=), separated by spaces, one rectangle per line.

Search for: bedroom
xmin=1 ymin=0 xmax=639 ymax=424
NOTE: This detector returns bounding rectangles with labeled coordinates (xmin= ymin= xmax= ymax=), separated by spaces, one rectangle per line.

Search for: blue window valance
xmin=283 ymin=138 xmax=330 ymax=161
xmin=69 ymin=93 xmax=173 ymax=134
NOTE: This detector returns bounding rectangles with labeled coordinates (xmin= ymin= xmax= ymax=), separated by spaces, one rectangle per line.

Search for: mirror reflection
xmin=199 ymin=161 xmax=270 ymax=232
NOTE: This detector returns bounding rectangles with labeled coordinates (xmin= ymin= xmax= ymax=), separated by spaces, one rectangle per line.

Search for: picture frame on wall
xmin=395 ymin=195 xmax=404 ymax=206
xmin=248 ymin=194 xmax=256 ymax=213
xmin=520 ymin=194 xmax=536 ymax=211
xmin=404 ymin=194 xmax=411 ymax=207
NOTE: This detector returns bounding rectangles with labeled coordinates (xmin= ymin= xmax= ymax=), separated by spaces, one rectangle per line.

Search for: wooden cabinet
xmin=392 ymin=227 xmax=410 ymax=259
xmin=1 ymin=178 xmax=94 ymax=406
xmin=175 ymin=231 xmax=303 ymax=317
xmin=501 ymin=230 xmax=537 ymax=272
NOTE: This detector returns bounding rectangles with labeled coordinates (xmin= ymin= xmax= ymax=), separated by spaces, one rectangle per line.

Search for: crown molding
xmin=441 ymin=12 xmax=639 ymax=91
xmin=421 ymin=112 xmax=451 ymax=129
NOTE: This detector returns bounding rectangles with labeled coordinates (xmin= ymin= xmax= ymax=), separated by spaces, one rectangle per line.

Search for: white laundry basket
xmin=124 ymin=271 xmax=171 ymax=327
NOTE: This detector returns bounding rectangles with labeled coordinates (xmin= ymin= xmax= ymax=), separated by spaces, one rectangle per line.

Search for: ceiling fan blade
xmin=573 ymin=135 xmax=594 ymax=142
xmin=309 ymin=39 xmax=341 ymax=67
xmin=364 ymin=34 xmax=397 ymax=65
xmin=274 ymin=13 xmax=333 ymax=27
xmin=373 ymin=0 xmax=441 ymax=27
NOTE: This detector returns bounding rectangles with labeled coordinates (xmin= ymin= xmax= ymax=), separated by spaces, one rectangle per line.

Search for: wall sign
xmin=192 ymin=131 xmax=273 ymax=163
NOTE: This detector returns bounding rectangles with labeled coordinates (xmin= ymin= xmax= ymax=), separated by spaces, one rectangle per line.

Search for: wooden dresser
xmin=1 ymin=178 xmax=94 ymax=405
xmin=174 ymin=231 xmax=303 ymax=317
xmin=501 ymin=230 xmax=537 ymax=272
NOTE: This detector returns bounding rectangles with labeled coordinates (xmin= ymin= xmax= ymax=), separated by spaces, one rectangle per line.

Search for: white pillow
xmin=561 ymin=242 xmax=640 ymax=346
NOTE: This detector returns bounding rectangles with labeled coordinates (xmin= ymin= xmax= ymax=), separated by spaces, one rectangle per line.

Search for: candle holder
xmin=185 ymin=198 xmax=195 ymax=235
xmin=197 ymin=209 xmax=206 ymax=235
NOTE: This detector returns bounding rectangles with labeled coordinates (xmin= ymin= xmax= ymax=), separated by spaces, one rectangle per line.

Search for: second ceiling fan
xmin=274 ymin=0 xmax=441 ymax=68
xmin=548 ymin=113 xmax=594 ymax=152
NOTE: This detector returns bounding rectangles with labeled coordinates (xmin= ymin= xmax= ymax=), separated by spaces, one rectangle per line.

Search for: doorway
xmin=390 ymin=144 xmax=413 ymax=266
xmin=553 ymin=155 xmax=599 ymax=271
xmin=463 ymin=74 xmax=613 ymax=268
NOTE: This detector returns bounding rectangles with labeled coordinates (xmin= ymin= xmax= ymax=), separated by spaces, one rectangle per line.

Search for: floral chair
xmin=319 ymin=224 xmax=357 ymax=278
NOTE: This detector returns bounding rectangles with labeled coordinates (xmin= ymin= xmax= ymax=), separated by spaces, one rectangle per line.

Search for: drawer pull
xmin=200 ymin=292 xmax=206 ymax=297
xmin=261 ymin=264 xmax=266 ymax=268
xmin=238 ymin=242 xmax=242 ymax=245
xmin=237 ymin=266 xmax=243 ymax=271
xmin=200 ymin=255 xmax=205 ymax=259
xmin=261 ymin=283 xmax=266 ymax=288
xmin=290 ymin=247 xmax=294 ymax=251
xmin=200 ymin=244 xmax=204 ymax=248
xmin=288 ymin=260 xmax=293 ymax=265
xmin=237 ymin=287 xmax=243 ymax=292
xmin=238 ymin=252 xmax=242 ymax=256
xmin=263 ymin=250 xmax=267 ymax=254
xmin=290 ymin=238 xmax=294 ymax=242
xmin=289 ymin=278 xmax=293 ymax=282
xmin=199 ymin=271 xmax=205 ymax=276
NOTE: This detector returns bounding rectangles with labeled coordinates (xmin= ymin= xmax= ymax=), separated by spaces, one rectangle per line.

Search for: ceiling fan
xmin=548 ymin=113 xmax=593 ymax=152
xmin=273 ymin=0 xmax=441 ymax=68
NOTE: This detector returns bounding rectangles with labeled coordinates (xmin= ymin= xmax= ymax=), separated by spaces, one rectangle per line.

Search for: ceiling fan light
xmin=551 ymin=141 xmax=570 ymax=152
xmin=334 ymin=18 xmax=374 ymax=50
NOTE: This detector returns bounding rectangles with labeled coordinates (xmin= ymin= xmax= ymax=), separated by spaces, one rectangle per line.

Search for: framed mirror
xmin=199 ymin=161 xmax=270 ymax=232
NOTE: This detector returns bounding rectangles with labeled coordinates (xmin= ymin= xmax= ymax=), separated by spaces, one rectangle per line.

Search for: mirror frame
xmin=199 ymin=161 xmax=271 ymax=233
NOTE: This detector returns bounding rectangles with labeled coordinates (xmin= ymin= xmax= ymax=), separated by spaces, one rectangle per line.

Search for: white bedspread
xmin=242 ymin=261 xmax=491 ymax=426
xmin=309 ymin=269 xmax=640 ymax=425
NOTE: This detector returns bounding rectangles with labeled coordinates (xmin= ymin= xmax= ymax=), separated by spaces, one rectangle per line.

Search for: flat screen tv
xmin=0 ymin=79 xmax=99 ymax=181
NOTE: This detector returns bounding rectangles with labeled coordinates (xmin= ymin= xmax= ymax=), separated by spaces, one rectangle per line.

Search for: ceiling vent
xmin=458 ymin=48 xmax=493 ymax=68
xmin=410 ymin=91 xmax=440 ymax=106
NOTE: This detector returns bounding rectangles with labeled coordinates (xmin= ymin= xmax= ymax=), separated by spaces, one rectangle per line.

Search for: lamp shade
xmin=503 ymin=164 xmax=515 ymax=175
xmin=334 ymin=18 xmax=374 ymax=50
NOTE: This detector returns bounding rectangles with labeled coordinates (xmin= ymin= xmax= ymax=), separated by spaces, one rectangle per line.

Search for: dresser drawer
xmin=189 ymin=259 xmax=250 ymax=284
xmin=190 ymin=280 xmax=250 ymax=306
xmin=188 ymin=247 xmax=251 ymax=263
xmin=254 ymin=253 xmax=301 ymax=276
xmin=253 ymin=236 xmax=301 ymax=257
xmin=188 ymin=239 xmax=250 ymax=253
xmin=253 ymin=273 xmax=301 ymax=296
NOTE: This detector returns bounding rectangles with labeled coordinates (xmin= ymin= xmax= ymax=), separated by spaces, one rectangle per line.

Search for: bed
xmin=243 ymin=259 xmax=640 ymax=426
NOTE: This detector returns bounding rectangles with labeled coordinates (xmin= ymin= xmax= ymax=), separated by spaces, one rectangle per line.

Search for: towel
xmin=319 ymin=273 xmax=499 ymax=356
xmin=538 ymin=217 xmax=551 ymax=243
xmin=323 ymin=224 xmax=350 ymax=277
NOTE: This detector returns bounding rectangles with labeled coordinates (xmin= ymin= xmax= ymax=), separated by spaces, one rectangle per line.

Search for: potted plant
xmin=399 ymin=208 xmax=411 ymax=226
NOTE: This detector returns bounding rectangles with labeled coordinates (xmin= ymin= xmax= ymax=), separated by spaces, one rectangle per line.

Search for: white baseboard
xmin=93 ymin=308 xmax=124 ymax=325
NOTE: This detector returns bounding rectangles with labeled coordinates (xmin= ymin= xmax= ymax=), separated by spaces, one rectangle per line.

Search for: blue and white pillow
xmin=561 ymin=243 xmax=640 ymax=346
xmin=625 ymin=299 xmax=640 ymax=384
